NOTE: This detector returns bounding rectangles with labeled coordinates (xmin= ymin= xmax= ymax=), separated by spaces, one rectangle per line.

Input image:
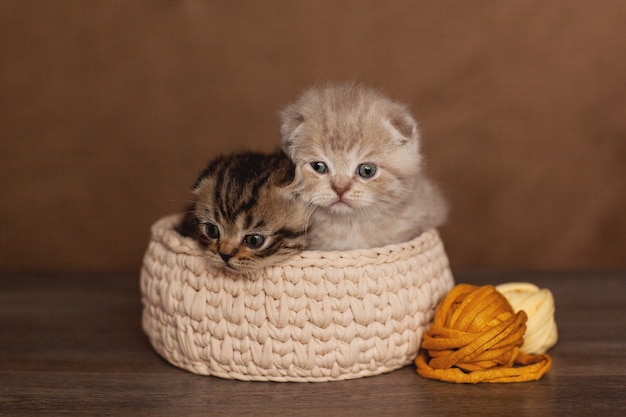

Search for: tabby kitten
xmin=178 ymin=151 xmax=310 ymax=275
xmin=280 ymin=83 xmax=447 ymax=250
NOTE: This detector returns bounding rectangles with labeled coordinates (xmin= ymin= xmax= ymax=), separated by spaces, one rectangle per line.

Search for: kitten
xmin=280 ymin=83 xmax=447 ymax=250
xmin=178 ymin=151 xmax=311 ymax=275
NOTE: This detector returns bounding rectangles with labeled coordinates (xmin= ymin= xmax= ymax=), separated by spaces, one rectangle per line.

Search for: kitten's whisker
xmin=303 ymin=206 xmax=316 ymax=238
xmin=173 ymin=199 xmax=215 ymax=214
xmin=170 ymin=198 xmax=200 ymax=205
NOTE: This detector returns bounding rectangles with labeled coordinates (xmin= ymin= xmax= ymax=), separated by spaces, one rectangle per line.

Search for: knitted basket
xmin=140 ymin=214 xmax=454 ymax=382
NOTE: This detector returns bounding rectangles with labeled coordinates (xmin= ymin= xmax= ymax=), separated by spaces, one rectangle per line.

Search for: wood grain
xmin=1 ymin=271 xmax=625 ymax=416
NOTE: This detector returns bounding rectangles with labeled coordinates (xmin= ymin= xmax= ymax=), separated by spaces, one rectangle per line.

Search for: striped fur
xmin=178 ymin=151 xmax=310 ymax=277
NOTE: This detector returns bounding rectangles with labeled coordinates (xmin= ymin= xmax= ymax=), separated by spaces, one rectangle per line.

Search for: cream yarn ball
xmin=496 ymin=282 xmax=558 ymax=354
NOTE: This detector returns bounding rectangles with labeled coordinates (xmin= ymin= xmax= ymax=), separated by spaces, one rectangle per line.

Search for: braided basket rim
xmin=141 ymin=214 xmax=454 ymax=382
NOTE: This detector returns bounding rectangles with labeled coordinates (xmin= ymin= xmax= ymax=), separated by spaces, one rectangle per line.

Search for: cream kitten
xmin=280 ymin=83 xmax=447 ymax=250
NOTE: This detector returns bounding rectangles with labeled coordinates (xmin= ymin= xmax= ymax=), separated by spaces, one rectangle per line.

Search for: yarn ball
xmin=495 ymin=282 xmax=558 ymax=354
xmin=415 ymin=284 xmax=552 ymax=383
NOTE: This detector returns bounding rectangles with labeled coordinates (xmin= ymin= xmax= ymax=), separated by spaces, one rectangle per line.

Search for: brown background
xmin=1 ymin=0 xmax=625 ymax=273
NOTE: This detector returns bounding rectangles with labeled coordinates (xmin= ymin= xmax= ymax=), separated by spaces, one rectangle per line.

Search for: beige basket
xmin=140 ymin=214 xmax=454 ymax=382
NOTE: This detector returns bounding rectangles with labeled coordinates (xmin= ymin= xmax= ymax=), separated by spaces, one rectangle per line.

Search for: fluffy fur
xmin=178 ymin=151 xmax=311 ymax=276
xmin=280 ymin=83 xmax=447 ymax=250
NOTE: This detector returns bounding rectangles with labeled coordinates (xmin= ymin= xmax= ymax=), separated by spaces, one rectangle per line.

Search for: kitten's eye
xmin=243 ymin=234 xmax=266 ymax=249
xmin=310 ymin=161 xmax=328 ymax=174
xmin=357 ymin=163 xmax=378 ymax=178
xmin=203 ymin=223 xmax=220 ymax=239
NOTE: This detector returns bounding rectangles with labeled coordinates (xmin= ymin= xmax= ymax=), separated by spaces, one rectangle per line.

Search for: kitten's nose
xmin=332 ymin=177 xmax=351 ymax=198
xmin=332 ymin=184 xmax=350 ymax=198
xmin=219 ymin=252 xmax=233 ymax=263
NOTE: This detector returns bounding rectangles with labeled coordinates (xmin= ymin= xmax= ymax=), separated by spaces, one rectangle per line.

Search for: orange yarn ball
xmin=415 ymin=284 xmax=552 ymax=383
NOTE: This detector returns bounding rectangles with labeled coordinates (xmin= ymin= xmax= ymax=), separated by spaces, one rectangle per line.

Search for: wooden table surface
xmin=1 ymin=270 xmax=624 ymax=416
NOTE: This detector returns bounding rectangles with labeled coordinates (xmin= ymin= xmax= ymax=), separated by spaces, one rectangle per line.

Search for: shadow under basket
xmin=140 ymin=214 xmax=455 ymax=382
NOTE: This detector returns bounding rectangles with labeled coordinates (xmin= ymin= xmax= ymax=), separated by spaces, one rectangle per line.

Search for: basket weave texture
xmin=141 ymin=214 xmax=454 ymax=382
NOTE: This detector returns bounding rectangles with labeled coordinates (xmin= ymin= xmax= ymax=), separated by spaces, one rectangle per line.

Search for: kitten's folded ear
xmin=279 ymin=105 xmax=305 ymax=156
xmin=383 ymin=106 xmax=420 ymax=145
xmin=271 ymin=151 xmax=299 ymax=188
xmin=176 ymin=206 xmax=200 ymax=238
